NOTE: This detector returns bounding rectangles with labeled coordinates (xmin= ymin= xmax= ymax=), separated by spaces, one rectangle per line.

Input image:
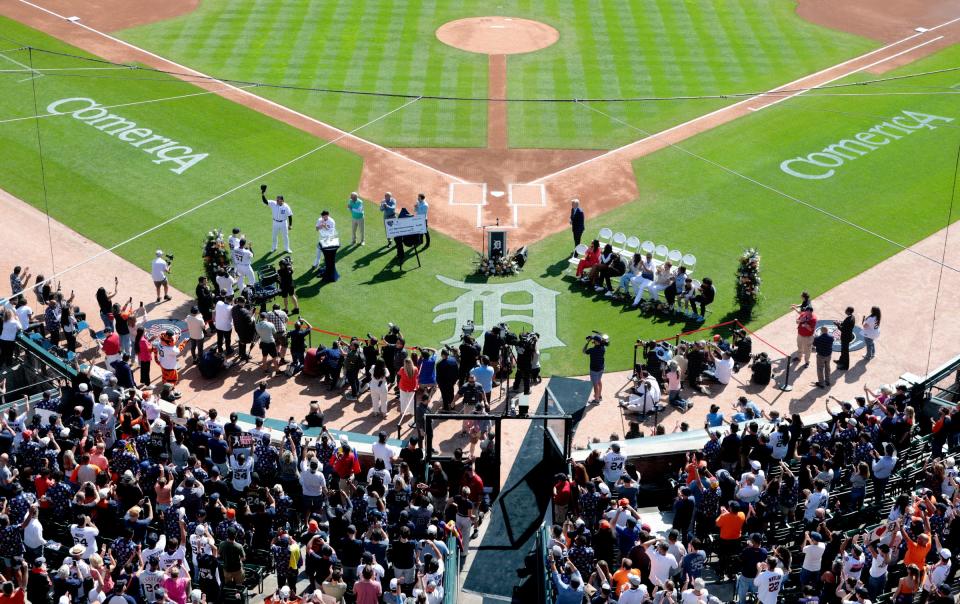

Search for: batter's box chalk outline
xmin=507 ymin=183 xmax=547 ymax=207
xmin=448 ymin=182 xmax=488 ymax=206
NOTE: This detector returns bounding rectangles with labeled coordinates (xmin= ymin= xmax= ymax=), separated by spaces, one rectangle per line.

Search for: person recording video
xmin=511 ymin=333 xmax=539 ymax=396
xmin=583 ymin=332 xmax=609 ymax=405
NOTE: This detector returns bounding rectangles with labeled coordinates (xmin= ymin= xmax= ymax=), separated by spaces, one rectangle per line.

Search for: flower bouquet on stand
xmin=202 ymin=228 xmax=231 ymax=283
xmin=735 ymin=247 xmax=761 ymax=317
xmin=475 ymin=251 xmax=520 ymax=277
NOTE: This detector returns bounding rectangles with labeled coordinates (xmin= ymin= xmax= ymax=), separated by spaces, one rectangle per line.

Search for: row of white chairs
xmin=567 ymin=227 xmax=697 ymax=274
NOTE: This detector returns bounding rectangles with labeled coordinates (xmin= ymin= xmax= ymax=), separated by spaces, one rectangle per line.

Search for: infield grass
xmin=117 ymin=0 xmax=876 ymax=149
xmin=2 ymin=16 xmax=960 ymax=377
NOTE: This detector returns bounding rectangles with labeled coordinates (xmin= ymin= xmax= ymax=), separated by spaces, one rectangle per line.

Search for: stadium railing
xmin=443 ymin=534 xmax=461 ymax=604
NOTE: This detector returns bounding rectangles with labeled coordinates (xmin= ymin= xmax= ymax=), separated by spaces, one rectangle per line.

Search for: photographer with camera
xmin=151 ymin=250 xmax=172 ymax=303
xmin=457 ymin=335 xmax=480 ymax=387
xmin=511 ymin=333 xmax=539 ymax=396
xmin=277 ymin=256 xmax=299 ymax=315
xmin=481 ymin=326 xmax=505 ymax=380
xmin=583 ymin=332 xmax=609 ymax=405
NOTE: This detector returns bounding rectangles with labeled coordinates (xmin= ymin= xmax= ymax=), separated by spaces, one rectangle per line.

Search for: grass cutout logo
xmin=432 ymin=275 xmax=564 ymax=349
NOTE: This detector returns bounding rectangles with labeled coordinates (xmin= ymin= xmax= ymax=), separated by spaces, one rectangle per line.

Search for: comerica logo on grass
xmin=779 ymin=110 xmax=953 ymax=180
xmin=46 ymin=97 xmax=209 ymax=175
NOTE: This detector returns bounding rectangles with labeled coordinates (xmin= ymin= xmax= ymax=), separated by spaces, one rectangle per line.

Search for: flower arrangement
xmin=202 ymin=228 xmax=231 ymax=282
xmin=735 ymin=247 xmax=761 ymax=316
xmin=475 ymin=251 xmax=520 ymax=276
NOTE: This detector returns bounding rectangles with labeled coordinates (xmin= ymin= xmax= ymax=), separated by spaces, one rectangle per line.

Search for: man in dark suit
xmin=835 ymin=306 xmax=856 ymax=370
xmin=570 ymin=198 xmax=585 ymax=256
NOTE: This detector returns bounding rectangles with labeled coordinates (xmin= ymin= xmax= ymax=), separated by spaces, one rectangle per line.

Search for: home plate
xmin=490 ymin=190 xmax=505 ymax=197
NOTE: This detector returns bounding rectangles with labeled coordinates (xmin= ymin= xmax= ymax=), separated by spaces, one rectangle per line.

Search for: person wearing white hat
xmin=346 ymin=192 xmax=365 ymax=246
xmin=922 ymin=548 xmax=953 ymax=596
xmin=618 ymin=575 xmax=648 ymax=604
xmin=383 ymin=579 xmax=403 ymax=604
xmin=680 ymin=577 xmax=709 ymax=604
xmin=151 ymin=250 xmax=171 ymax=303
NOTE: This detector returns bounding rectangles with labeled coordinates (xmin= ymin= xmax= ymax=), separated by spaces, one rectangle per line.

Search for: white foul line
xmin=15 ymin=0 xmax=466 ymax=184
xmin=531 ymin=17 xmax=960 ymax=184
xmin=752 ymin=35 xmax=945 ymax=112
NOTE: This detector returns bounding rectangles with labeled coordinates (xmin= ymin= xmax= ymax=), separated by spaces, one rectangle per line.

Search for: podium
xmin=486 ymin=229 xmax=507 ymax=259
xmin=318 ymin=236 xmax=340 ymax=282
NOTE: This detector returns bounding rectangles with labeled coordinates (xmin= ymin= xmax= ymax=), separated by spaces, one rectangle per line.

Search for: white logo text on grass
xmin=46 ymin=97 xmax=208 ymax=175
xmin=780 ymin=110 xmax=953 ymax=180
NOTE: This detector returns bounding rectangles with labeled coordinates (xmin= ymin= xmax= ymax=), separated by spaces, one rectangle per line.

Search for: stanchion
xmin=778 ymin=354 xmax=793 ymax=391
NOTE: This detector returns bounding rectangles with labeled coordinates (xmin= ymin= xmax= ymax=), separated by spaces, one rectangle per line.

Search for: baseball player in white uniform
xmin=232 ymin=239 xmax=256 ymax=287
xmin=314 ymin=210 xmax=337 ymax=268
xmin=228 ymin=228 xmax=243 ymax=259
xmin=261 ymin=186 xmax=293 ymax=253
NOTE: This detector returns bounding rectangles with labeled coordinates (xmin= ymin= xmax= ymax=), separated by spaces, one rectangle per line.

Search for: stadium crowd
xmin=549 ymin=367 xmax=960 ymax=604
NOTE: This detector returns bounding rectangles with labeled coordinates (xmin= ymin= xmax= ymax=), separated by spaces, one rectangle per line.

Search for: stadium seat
xmin=598 ymin=228 xmax=613 ymax=245
xmin=641 ymin=240 xmax=655 ymax=254
xmin=668 ymin=249 xmax=682 ymax=264
xmin=612 ymin=232 xmax=626 ymax=253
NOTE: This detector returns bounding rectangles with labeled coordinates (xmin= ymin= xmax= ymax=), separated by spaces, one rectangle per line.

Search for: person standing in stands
xmin=570 ymin=199 xmax=585 ymax=257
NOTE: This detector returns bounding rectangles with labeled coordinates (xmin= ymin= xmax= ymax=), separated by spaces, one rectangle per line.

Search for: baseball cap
xmin=389 ymin=579 xmax=398 ymax=590
xmin=226 ymin=508 xmax=236 ymax=519
xmin=601 ymin=582 xmax=611 ymax=591
xmin=628 ymin=575 xmax=642 ymax=586
xmin=941 ymin=548 xmax=952 ymax=560
xmin=78 ymin=383 xmax=88 ymax=392
xmin=427 ymin=525 xmax=437 ymax=536
xmin=749 ymin=460 xmax=761 ymax=471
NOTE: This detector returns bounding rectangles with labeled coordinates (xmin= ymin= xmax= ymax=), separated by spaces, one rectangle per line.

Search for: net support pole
xmin=778 ymin=353 xmax=793 ymax=391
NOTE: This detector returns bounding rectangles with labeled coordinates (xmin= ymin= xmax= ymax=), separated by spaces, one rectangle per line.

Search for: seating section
xmin=568 ymin=228 xmax=697 ymax=275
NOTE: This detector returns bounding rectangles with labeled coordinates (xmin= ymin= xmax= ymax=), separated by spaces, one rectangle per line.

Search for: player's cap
xmin=156 ymin=250 xmax=163 ymax=257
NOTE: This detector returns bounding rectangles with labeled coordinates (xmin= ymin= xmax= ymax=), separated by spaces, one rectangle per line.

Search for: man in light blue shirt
xmin=550 ymin=559 xmax=584 ymax=604
xmin=415 ymin=193 xmax=430 ymax=248
xmin=470 ymin=356 xmax=495 ymax=407
xmin=346 ymin=192 xmax=365 ymax=246
xmin=380 ymin=192 xmax=397 ymax=247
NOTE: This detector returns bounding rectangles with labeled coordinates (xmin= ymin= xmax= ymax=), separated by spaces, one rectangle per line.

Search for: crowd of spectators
xmin=549 ymin=374 xmax=960 ymax=603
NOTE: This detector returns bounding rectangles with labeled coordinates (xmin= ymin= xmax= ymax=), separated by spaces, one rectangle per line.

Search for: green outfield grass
xmin=3 ymin=16 xmax=960 ymax=377
xmin=117 ymin=0 xmax=876 ymax=149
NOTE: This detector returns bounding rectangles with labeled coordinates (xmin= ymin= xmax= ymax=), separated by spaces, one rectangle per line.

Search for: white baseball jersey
xmin=215 ymin=274 xmax=236 ymax=297
xmin=70 ymin=524 xmax=99 ymax=559
xmin=230 ymin=455 xmax=254 ymax=490
xmin=189 ymin=532 xmax=213 ymax=567
xmin=232 ymin=248 xmax=253 ymax=267
xmin=228 ymin=235 xmax=242 ymax=250
xmin=602 ymin=451 xmax=626 ymax=482
xmin=316 ymin=216 xmax=337 ymax=238
xmin=159 ymin=544 xmax=187 ymax=571
xmin=156 ymin=344 xmax=182 ymax=371
xmin=268 ymin=200 xmax=293 ymax=222
xmin=138 ymin=569 xmax=164 ymax=603
xmin=753 ymin=568 xmax=784 ymax=604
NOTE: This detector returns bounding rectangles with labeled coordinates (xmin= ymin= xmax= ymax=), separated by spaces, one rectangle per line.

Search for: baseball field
xmin=1 ymin=0 xmax=960 ymax=377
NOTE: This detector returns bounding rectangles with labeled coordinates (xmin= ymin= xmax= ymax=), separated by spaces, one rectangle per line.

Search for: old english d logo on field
xmin=46 ymin=97 xmax=209 ymax=174
xmin=432 ymin=275 xmax=564 ymax=349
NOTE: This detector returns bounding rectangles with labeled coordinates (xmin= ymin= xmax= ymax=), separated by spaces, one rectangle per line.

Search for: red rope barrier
xmin=651 ymin=320 xmax=739 ymax=344
xmin=734 ymin=320 xmax=789 ymax=358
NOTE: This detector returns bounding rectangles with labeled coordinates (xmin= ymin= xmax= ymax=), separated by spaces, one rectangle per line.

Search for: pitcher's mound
xmin=436 ymin=16 xmax=559 ymax=55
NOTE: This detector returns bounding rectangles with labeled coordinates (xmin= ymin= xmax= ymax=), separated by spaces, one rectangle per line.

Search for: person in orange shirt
xmin=716 ymin=502 xmax=747 ymax=579
xmin=610 ymin=558 xmax=641 ymax=595
xmin=902 ymin=510 xmax=937 ymax=580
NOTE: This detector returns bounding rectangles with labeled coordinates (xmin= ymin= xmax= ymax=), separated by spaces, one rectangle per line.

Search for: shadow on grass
xmin=540 ymin=257 xmax=573 ymax=278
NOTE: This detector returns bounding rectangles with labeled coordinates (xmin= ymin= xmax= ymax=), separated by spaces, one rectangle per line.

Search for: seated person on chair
xmin=620 ymin=371 xmax=662 ymax=414
xmin=576 ymin=240 xmax=601 ymax=279
xmin=615 ymin=253 xmax=644 ymax=298
xmin=730 ymin=330 xmax=753 ymax=371
xmin=588 ymin=244 xmax=617 ymax=292
xmin=692 ymin=277 xmax=715 ymax=320
xmin=629 ymin=253 xmax=656 ymax=304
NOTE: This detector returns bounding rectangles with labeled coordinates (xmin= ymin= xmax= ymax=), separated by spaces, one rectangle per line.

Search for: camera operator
xmin=583 ymin=333 xmax=609 ymax=405
xmin=457 ymin=335 xmax=480 ymax=387
xmin=511 ymin=333 xmax=539 ymax=396
xmin=151 ymin=250 xmax=172 ymax=303
xmin=195 ymin=276 xmax=215 ymax=331
xmin=730 ymin=329 xmax=753 ymax=371
xmin=277 ymin=256 xmax=299 ymax=315
xmin=381 ymin=324 xmax=403 ymax=383
xmin=481 ymin=326 xmax=505 ymax=379
xmin=230 ymin=296 xmax=256 ymax=362
xmin=286 ymin=318 xmax=311 ymax=374
xmin=343 ymin=338 xmax=364 ymax=401
xmin=436 ymin=347 xmax=459 ymax=411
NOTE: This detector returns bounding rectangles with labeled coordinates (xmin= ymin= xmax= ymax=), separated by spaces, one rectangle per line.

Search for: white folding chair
xmin=575 ymin=243 xmax=588 ymax=256
xmin=624 ymin=236 xmax=641 ymax=256
xmin=612 ymin=232 xmax=627 ymax=252
xmin=641 ymin=240 xmax=656 ymax=254
xmin=568 ymin=244 xmax=589 ymax=273
xmin=682 ymin=253 xmax=697 ymax=272
xmin=668 ymin=249 xmax=682 ymax=264
xmin=691 ymin=279 xmax=702 ymax=290
xmin=598 ymin=228 xmax=613 ymax=245
xmin=654 ymin=244 xmax=669 ymax=260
